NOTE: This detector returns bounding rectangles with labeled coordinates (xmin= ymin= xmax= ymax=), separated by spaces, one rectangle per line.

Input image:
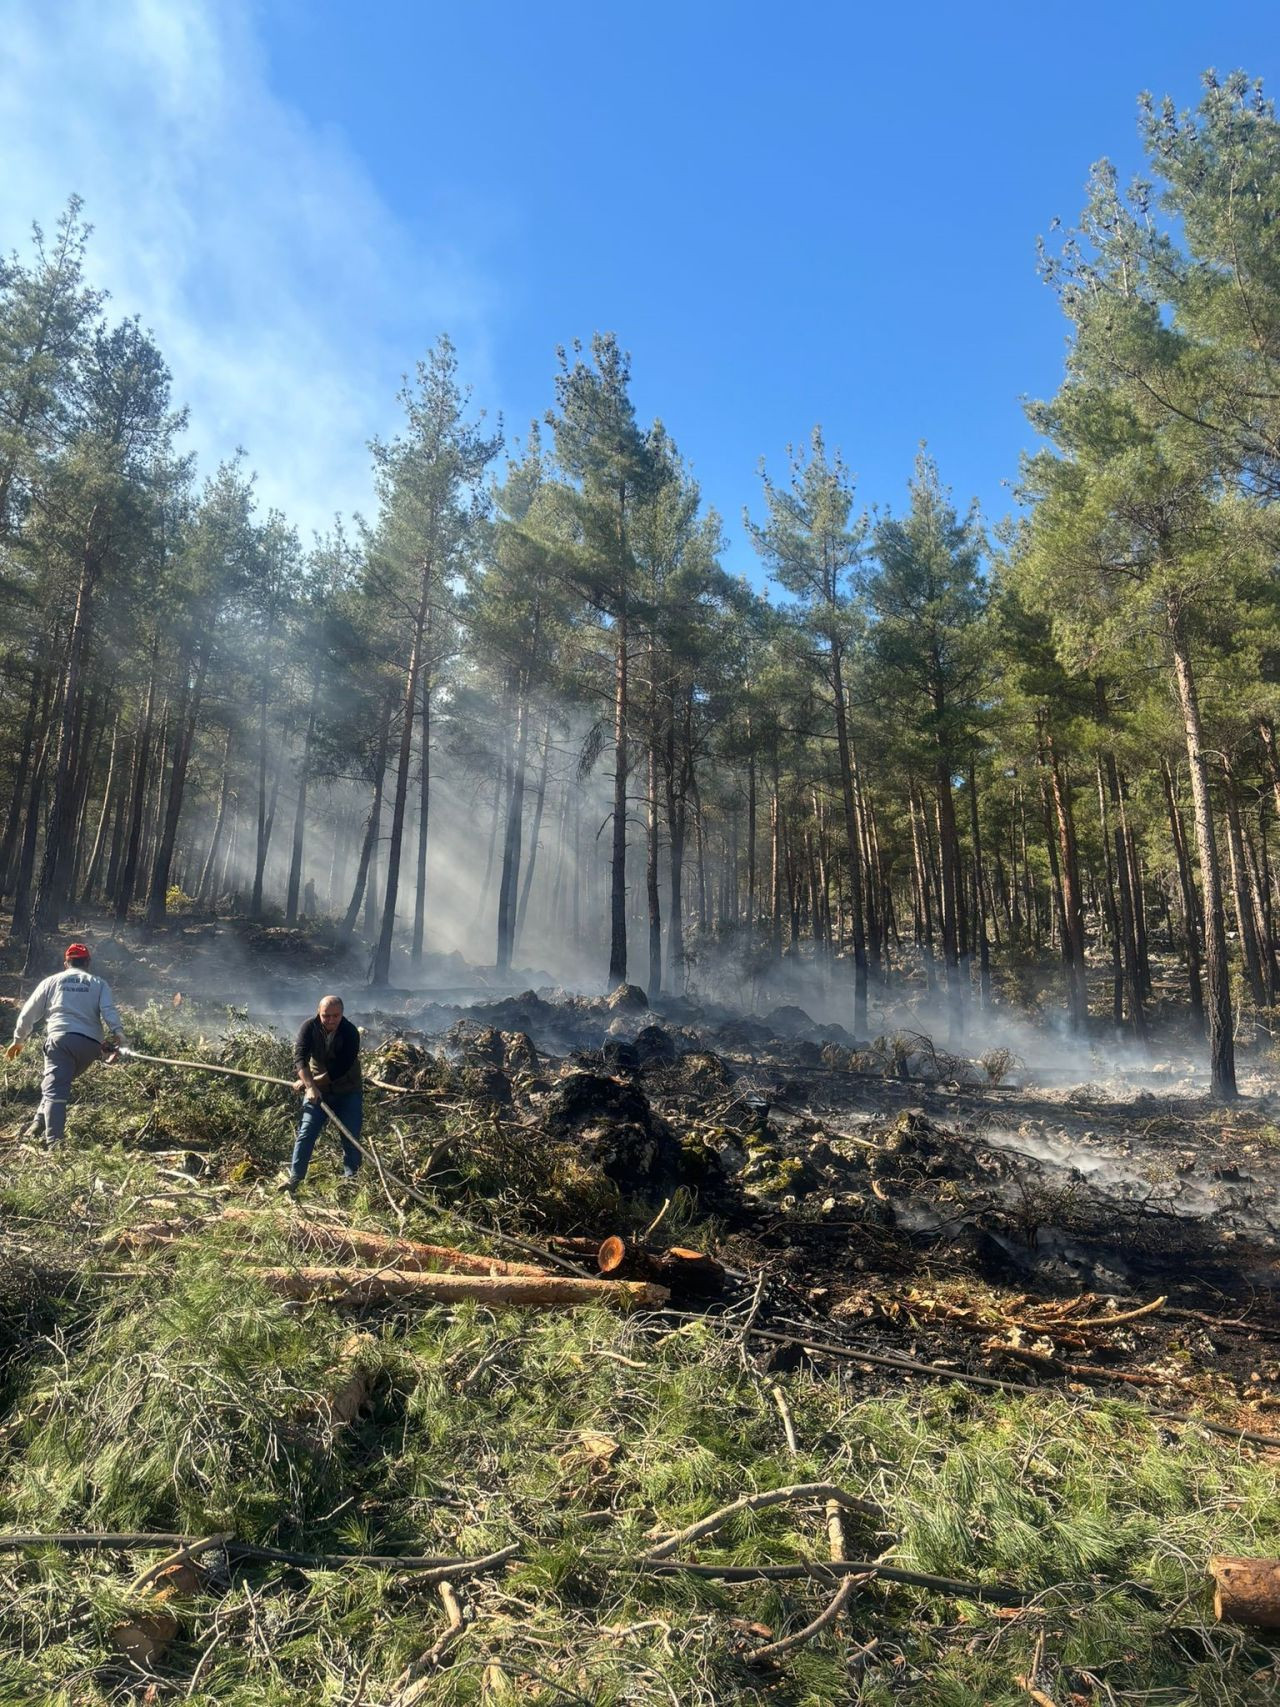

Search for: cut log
xmin=221 ymin=1208 xmax=547 ymax=1277
xmin=110 ymin=1607 xmax=178 ymax=1666
xmin=546 ymin=1235 xmax=607 ymax=1256
xmin=249 ymin=1264 xmax=669 ymax=1309
xmin=660 ymin=1246 xmax=726 ymax=1297
xmin=96 ymin=1220 xmax=191 ymax=1253
xmin=304 ymin=1330 xmax=377 ymax=1428
xmin=597 ymin=1237 xmax=724 ymax=1297
xmin=1209 ymin=1555 xmax=1280 ymax=1627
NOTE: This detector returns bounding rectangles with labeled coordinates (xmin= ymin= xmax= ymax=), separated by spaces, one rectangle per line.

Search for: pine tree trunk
xmin=1169 ymin=613 xmax=1235 ymax=1098
xmin=968 ymin=760 xmax=990 ymax=1007
xmin=11 ymin=740 xmax=48 ymax=940
xmin=1043 ymin=724 xmax=1087 ymax=1032
xmin=909 ymin=784 xmax=936 ymax=989
xmin=146 ymin=639 xmax=212 ymax=926
xmin=746 ymin=746 xmax=757 ymax=943
xmin=80 ymin=710 xmax=121 ymax=903
xmin=343 ymin=700 xmax=392 ymax=939
xmin=646 ymin=729 xmax=662 ymax=997
xmin=29 ymin=508 xmax=102 ymax=955
xmin=63 ymin=690 xmax=100 ymax=902
xmin=769 ymin=770 xmax=783 ymax=963
xmin=609 ymin=606 xmax=629 ymax=987
xmin=411 ymin=658 xmax=432 ymax=964
xmin=1222 ymin=755 xmax=1268 ymax=1009
xmin=1096 ymin=757 xmax=1125 ymax=1027
xmin=474 ymin=739 xmax=507 ymax=933
xmin=934 ymin=749 xmax=966 ymax=1041
xmin=198 ymin=728 xmax=233 ymax=904
xmin=1159 ymin=754 xmax=1205 ymax=1031
xmin=693 ymin=777 xmax=708 ymax=931
xmin=853 ymin=751 xmax=880 ymax=980
xmin=830 ymin=647 xmax=869 ymax=1034
xmin=664 ymin=705 xmax=689 ymax=990
xmin=115 ymin=635 xmax=160 ymax=920
xmin=250 ymin=621 xmax=277 ymax=920
xmin=0 ymin=660 xmax=44 ymax=893
xmin=285 ymin=663 xmax=322 ymax=926
xmin=496 ymin=683 xmax=530 ymax=975
xmin=1243 ymin=820 xmax=1278 ymax=1003
xmin=1097 ymin=724 xmax=1147 ymax=1039
xmin=219 ymin=797 xmax=240 ymax=902
xmin=373 ymin=582 xmax=430 ymax=986
xmin=516 ymin=712 xmax=552 ymax=948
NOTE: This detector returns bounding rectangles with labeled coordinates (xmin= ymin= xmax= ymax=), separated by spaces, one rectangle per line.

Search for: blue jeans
xmin=290 ymin=1092 xmax=363 ymax=1182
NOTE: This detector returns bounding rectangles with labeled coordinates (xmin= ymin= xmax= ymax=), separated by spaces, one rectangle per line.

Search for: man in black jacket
xmin=283 ymin=994 xmax=362 ymax=1189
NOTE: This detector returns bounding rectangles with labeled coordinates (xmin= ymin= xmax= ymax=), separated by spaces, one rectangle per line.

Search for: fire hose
xmin=115 ymin=1044 xmax=416 ymax=1205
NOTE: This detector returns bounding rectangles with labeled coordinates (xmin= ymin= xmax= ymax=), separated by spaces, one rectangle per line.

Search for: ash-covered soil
xmin=334 ymin=972 xmax=1278 ymax=1424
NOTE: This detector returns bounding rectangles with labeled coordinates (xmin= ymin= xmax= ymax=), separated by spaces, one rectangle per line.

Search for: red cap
xmin=65 ymin=942 xmax=91 ymax=962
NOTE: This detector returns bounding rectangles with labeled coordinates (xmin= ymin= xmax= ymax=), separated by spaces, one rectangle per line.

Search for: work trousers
xmin=289 ymin=1091 xmax=363 ymax=1182
xmin=40 ymin=1032 xmax=104 ymax=1141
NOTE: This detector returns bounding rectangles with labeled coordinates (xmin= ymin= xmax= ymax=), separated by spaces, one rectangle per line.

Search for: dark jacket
xmin=294 ymin=1014 xmax=361 ymax=1096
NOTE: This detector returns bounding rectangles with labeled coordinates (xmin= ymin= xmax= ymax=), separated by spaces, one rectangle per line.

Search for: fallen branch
xmin=989 ymin=1343 xmax=1173 ymax=1390
xmin=645 ymin=1481 xmax=884 ymax=1561
xmin=748 ymin=1581 xmax=875 ymax=1666
xmin=633 ymin=1556 xmax=1028 ymax=1603
xmin=249 ymin=1263 xmax=669 ymax=1309
xmin=222 ymin=1208 xmax=547 ymax=1277
xmin=129 ymin=1532 xmax=233 ymax=1594
xmin=391 ymin=1580 xmax=466 ymax=1703
xmin=0 ymin=1531 xmax=516 ymax=1575
xmin=769 ymin=1384 xmax=799 ymax=1457
xmin=747 ymin=1391 xmax=874 ymax=1668
xmin=740 ymin=1325 xmax=1280 ymax=1449
xmin=1073 ymin=1295 xmax=1166 ymax=1329
xmin=1015 ymin=1679 xmax=1059 ymax=1707
xmin=0 ymin=1532 xmax=192 ymax=1552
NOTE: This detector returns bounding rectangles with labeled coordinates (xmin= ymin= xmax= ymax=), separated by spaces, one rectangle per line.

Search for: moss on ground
xmin=0 ymin=1016 xmax=1277 ymax=1703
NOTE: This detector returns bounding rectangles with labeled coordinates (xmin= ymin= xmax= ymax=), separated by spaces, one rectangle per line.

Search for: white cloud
xmin=0 ymin=0 xmax=496 ymax=536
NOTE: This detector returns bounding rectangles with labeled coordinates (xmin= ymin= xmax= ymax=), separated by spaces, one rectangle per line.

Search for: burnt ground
xmin=353 ymin=973 xmax=1280 ymax=1438
xmin=4 ymin=917 xmax=1278 ymax=1437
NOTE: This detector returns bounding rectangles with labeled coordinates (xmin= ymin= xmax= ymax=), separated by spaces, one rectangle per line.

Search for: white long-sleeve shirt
xmin=14 ymin=968 xmax=125 ymax=1046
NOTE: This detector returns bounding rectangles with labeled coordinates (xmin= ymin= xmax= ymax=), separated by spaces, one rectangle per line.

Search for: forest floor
xmin=0 ymin=917 xmax=1278 ymax=1704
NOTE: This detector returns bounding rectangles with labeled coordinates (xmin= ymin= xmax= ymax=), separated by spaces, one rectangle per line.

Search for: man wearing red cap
xmin=6 ymin=943 xmax=126 ymax=1143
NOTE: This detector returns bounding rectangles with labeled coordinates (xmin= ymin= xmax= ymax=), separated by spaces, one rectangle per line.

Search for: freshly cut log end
xmin=598 ymin=1234 xmax=629 ymax=1276
xmin=598 ymin=1235 xmax=660 ymax=1280
xmin=1209 ymin=1555 xmax=1280 ymax=1627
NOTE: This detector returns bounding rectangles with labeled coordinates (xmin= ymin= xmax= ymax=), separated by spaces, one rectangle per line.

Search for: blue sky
xmin=4 ymin=1 xmax=1276 ymax=579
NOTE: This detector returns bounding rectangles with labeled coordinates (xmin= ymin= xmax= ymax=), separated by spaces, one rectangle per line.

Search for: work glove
xmin=101 ymin=1043 xmax=120 ymax=1064
xmin=5 ymin=1041 xmax=21 ymax=1061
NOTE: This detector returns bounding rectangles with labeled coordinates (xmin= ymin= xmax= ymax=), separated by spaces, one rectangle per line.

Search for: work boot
xmin=276 ymin=1173 xmax=300 ymax=1195
xmin=24 ymin=1113 xmax=44 ymax=1142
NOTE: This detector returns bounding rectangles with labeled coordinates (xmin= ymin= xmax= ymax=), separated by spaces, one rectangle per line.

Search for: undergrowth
xmin=0 ymin=1016 xmax=1277 ymax=1703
